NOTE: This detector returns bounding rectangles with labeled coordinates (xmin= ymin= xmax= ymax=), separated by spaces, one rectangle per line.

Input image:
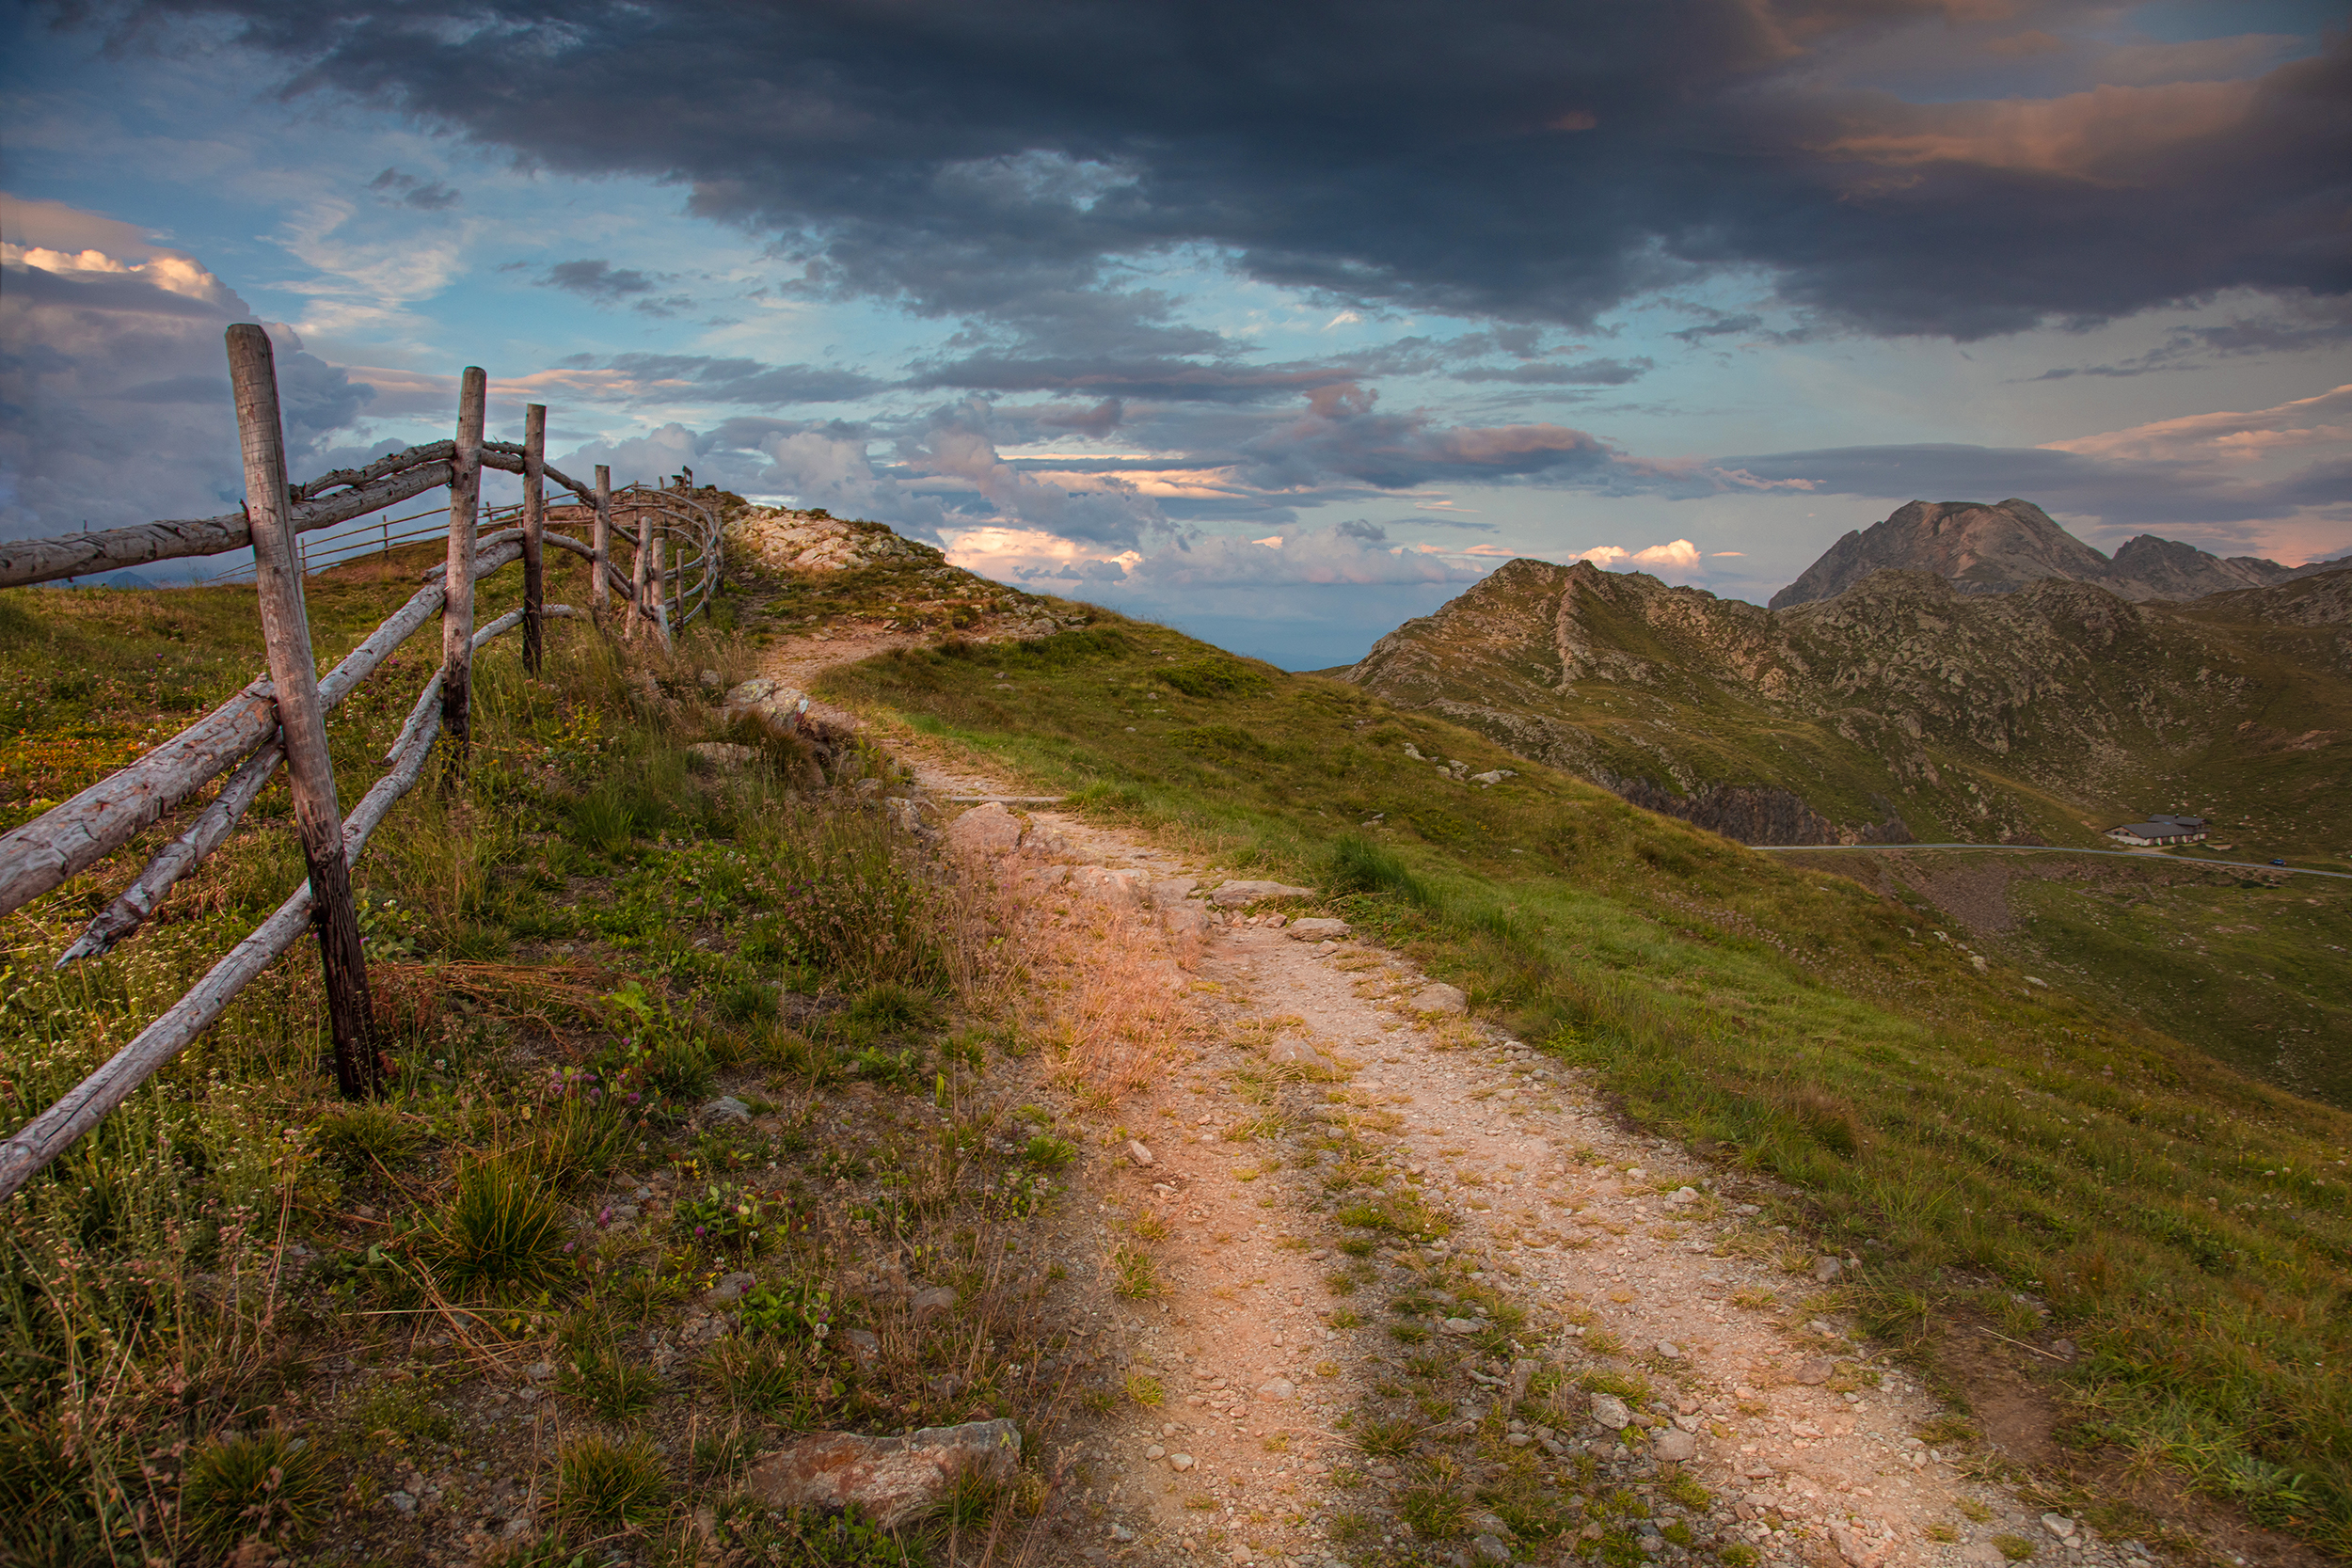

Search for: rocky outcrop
xmin=1593 ymin=773 xmax=1912 ymax=847
xmin=1770 ymin=499 xmax=2334 ymax=610
xmin=727 ymin=508 xmax=944 ymax=574
xmin=744 ymin=1418 xmax=1021 ymax=1528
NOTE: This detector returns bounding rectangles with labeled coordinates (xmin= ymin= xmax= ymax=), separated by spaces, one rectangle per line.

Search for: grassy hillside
xmin=1772 ymin=847 xmax=2352 ymax=1111
xmin=820 ymin=608 xmax=2352 ymax=1557
xmin=0 ymin=552 xmax=1123 ymax=1565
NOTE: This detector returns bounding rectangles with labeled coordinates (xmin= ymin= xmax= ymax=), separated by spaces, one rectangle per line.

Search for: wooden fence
xmin=0 ymin=326 xmax=726 ymax=1202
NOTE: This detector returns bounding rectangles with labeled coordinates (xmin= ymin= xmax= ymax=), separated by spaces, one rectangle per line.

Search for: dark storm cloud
xmin=1453 ymin=356 xmax=1651 ymax=386
xmin=1715 ymin=443 xmax=2352 ymax=531
xmin=538 ymin=259 xmax=656 ymax=303
xmin=366 ymin=166 xmax=459 ymax=210
xmin=559 ymin=353 xmax=883 ymax=406
xmin=99 ymin=0 xmax=2352 ymax=342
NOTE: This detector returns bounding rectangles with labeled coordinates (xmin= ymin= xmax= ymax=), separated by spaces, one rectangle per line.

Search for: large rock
xmin=1285 ymin=917 xmax=1352 ymax=942
xmin=1410 ymin=983 xmax=1469 ymax=1016
xmin=722 ymin=677 xmax=810 ymax=736
xmin=727 ymin=509 xmax=942 ymax=575
xmin=946 ymin=802 xmax=1023 ymax=858
xmin=1206 ymin=879 xmax=1314 ymax=908
xmin=745 ymin=1418 xmax=1021 ymax=1528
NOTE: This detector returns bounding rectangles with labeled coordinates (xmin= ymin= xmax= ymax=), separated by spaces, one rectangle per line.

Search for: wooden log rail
xmin=0 ymin=334 xmax=731 ymax=1203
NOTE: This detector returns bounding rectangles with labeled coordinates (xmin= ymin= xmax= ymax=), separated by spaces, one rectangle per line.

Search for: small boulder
xmin=745 ymin=1418 xmax=1022 ymax=1528
xmin=1813 ymin=1256 xmax=1843 ymax=1283
xmin=1168 ymin=1452 xmax=1196 ymax=1472
xmin=1411 ymin=983 xmax=1469 ymax=1016
xmin=1652 ymin=1428 xmax=1697 ymax=1463
xmin=705 ymin=1095 xmax=752 ymax=1122
xmin=1285 ymin=917 xmax=1353 ymax=942
xmin=946 ymin=802 xmax=1024 ymax=858
xmin=841 ymin=1328 xmax=882 ymax=1365
xmin=705 ymin=1271 xmax=757 ymax=1306
xmin=1793 ymin=1357 xmax=1835 ymax=1386
xmin=1264 ymin=1037 xmax=1333 ymax=1069
xmin=1206 ymin=879 xmax=1314 ymax=909
xmin=910 ymin=1286 xmax=959 ymax=1322
xmin=1256 ymin=1377 xmax=1296 ymax=1402
xmin=1162 ymin=903 xmax=1210 ymax=939
xmin=690 ymin=741 xmax=760 ymax=769
xmin=2042 ymin=1513 xmax=2077 ymax=1542
xmin=1590 ymin=1393 xmax=1631 ymax=1431
xmin=1127 ymin=1140 xmax=1155 ymax=1168
xmin=1441 ymin=1317 xmax=1482 ymax=1337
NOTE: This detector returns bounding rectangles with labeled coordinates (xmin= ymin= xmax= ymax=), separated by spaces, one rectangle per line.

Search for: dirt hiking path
xmin=764 ymin=633 xmax=2157 ymax=1568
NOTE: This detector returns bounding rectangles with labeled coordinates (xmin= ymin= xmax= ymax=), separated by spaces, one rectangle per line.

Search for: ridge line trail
xmin=763 ymin=629 xmax=2119 ymax=1568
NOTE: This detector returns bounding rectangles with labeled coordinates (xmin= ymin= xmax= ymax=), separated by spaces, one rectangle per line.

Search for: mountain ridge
xmin=1342 ymin=556 xmax=2352 ymax=854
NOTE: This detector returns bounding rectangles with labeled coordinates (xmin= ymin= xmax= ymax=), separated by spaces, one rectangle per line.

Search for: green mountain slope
xmin=1339 ymin=559 xmax=2352 ymax=863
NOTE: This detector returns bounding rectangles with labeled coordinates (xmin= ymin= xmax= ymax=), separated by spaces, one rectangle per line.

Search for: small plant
xmin=740 ymin=1276 xmax=835 ymax=1345
xmin=1399 ymin=1484 xmax=1469 ymax=1538
xmin=675 ymin=1181 xmax=774 ymax=1253
xmin=1926 ymin=1523 xmax=1960 ymax=1543
xmin=1022 ymin=1133 xmax=1077 ymax=1169
xmin=1992 ymin=1533 xmax=2036 ymax=1561
xmin=1957 ymin=1498 xmax=1993 ymax=1523
xmin=558 ymin=1347 xmax=661 ymax=1420
xmin=1390 ymin=1323 xmax=1429 ymax=1345
xmin=179 ymin=1430 xmax=330 ymax=1549
xmin=314 ymin=1101 xmax=417 ymax=1171
xmin=1721 ymin=1546 xmax=1759 ymax=1567
xmin=427 ymin=1157 xmax=569 ymax=1299
xmin=1330 ymin=1307 xmax=1363 ymax=1329
xmin=848 ymin=981 xmax=942 ymax=1033
xmin=1663 ymin=1471 xmax=1710 ymax=1510
xmin=1353 ymin=1415 xmax=1421 ymax=1458
xmin=1111 ymin=1244 xmax=1159 ymax=1299
xmin=1125 ymin=1373 xmax=1164 ymax=1408
xmin=557 ymin=1433 xmax=669 ymax=1527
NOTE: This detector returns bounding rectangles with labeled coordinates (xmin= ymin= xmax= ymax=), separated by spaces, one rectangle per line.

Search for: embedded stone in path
xmin=1653 ymin=1428 xmax=1697 ymax=1463
xmin=745 ymin=1418 xmax=1021 ymax=1528
xmin=1285 ymin=917 xmax=1352 ymax=942
xmin=1590 ymin=1393 xmax=1631 ymax=1430
xmin=1206 ymin=879 xmax=1314 ymax=908
xmin=1411 ymin=983 xmax=1469 ymax=1015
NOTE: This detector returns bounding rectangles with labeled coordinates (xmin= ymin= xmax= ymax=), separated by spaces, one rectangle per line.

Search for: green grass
xmin=818 ymin=606 xmax=2352 ymax=1555
xmin=555 ymin=1432 xmax=669 ymax=1527
xmin=180 ymin=1429 xmax=331 ymax=1549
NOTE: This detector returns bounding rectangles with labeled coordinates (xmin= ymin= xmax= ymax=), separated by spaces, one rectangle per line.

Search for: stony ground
xmin=764 ymin=631 xmax=2169 ymax=1568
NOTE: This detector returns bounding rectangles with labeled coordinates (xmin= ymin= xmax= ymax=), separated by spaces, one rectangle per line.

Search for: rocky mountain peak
xmin=1769 ymin=499 xmax=2106 ymax=609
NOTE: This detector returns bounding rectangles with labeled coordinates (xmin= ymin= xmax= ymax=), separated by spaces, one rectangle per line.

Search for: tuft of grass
xmin=426 ymin=1156 xmax=571 ymax=1300
xmin=1125 ymin=1373 xmax=1164 ymax=1408
xmin=179 ymin=1430 xmax=330 ymax=1549
xmin=558 ymin=1347 xmax=662 ymax=1420
xmin=1353 ymin=1416 xmax=1421 ymax=1458
xmin=1399 ymin=1483 xmax=1470 ymax=1539
xmin=1111 ymin=1244 xmax=1159 ymax=1300
xmin=556 ymin=1432 xmax=669 ymax=1527
xmin=1022 ymin=1133 xmax=1077 ymax=1170
xmin=1993 ymin=1533 xmax=2037 ymax=1561
xmin=313 ymin=1101 xmax=418 ymax=1171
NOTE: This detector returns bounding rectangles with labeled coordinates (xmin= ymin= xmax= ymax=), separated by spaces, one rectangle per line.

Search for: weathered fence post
xmin=630 ymin=500 xmax=655 ymax=641
xmin=442 ymin=367 xmax=486 ymax=776
xmin=592 ymin=464 xmax=612 ymax=613
xmin=521 ymin=403 xmax=547 ymax=674
xmin=649 ymin=531 xmax=671 ymax=646
xmin=223 ymin=325 xmax=383 ymax=1100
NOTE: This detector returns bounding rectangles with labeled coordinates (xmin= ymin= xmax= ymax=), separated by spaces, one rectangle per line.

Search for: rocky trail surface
xmin=752 ymin=632 xmax=2154 ymax=1568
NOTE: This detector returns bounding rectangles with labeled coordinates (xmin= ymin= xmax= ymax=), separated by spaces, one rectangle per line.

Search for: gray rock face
xmin=745 ymin=1418 xmax=1021 ymax=1528
xmin=1206 ymin=879 xmax=1314 ymax=908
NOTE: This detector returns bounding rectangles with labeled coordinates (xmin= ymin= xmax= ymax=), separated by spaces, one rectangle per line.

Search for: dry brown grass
xmin=946 ymin=849 xmax=1199 ymax=1104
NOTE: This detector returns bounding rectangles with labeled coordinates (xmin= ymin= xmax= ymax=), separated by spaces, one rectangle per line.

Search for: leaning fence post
xmin=592 ymin=464 xmax=612 ymax=614
xmin=223 ymin=325 xmax=383 ymax=1101
xmin=442 ymin=367 xmax=486 ymax=776
xmin=521 ymin=403 xmax=546 ymax=674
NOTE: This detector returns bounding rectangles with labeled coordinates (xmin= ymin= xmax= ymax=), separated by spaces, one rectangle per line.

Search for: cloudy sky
xmin=3 ymin=0 xmax=2347 ymax=666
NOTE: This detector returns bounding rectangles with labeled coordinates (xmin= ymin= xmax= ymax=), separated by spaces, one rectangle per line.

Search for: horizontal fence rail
xmin=0 ymin=330 xmax=730 ymax=1203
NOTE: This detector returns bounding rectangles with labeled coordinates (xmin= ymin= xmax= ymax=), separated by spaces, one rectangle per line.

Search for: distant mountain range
xmin=1338 ymin=519 xmax=2352 ymax=852
xmin=1770 ymin=499 xmax=2350 ymax=609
